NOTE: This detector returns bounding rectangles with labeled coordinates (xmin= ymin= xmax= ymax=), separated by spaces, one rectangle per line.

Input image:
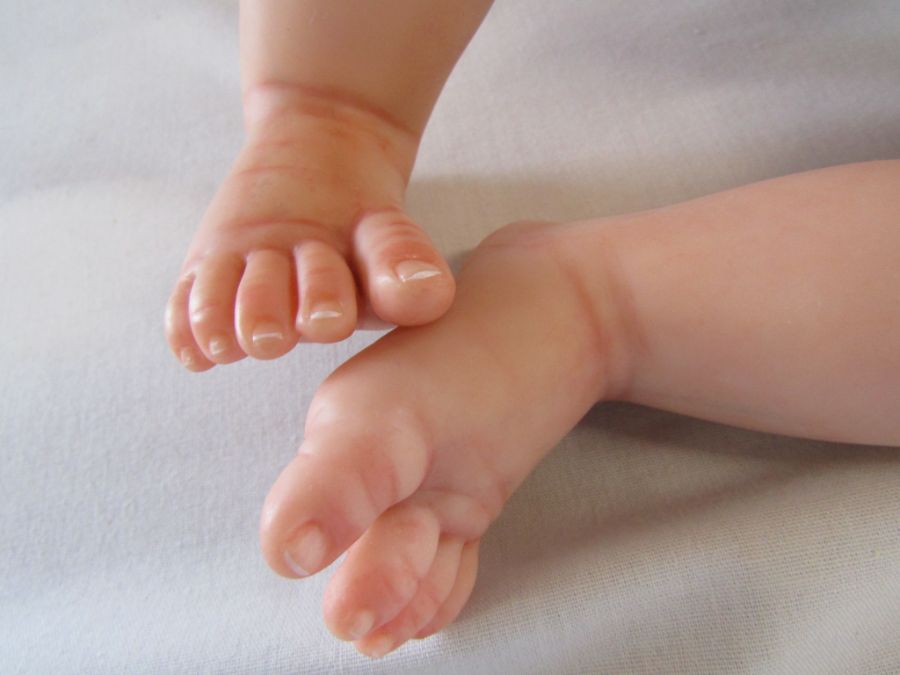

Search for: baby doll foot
xmin=259 ymin=219 xmax=632 ymax=657
xmin=165 ymin=86 xmax=455 ymax=371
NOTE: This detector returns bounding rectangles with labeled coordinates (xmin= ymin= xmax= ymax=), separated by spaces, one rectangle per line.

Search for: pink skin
xmin=164 ymin=0 xmax=495 ymax=371
xmin=260 ymin=218 xmax=616 ymax=657
xmin=164 ymin=88 xmax=456 ymax=371
xmin=258 ymin=161 xmax=900 ymax=658
xmin=160 ymin=0 xmax=899 ymax=658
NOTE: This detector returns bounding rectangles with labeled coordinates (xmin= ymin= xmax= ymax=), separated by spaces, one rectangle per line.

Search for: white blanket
xmin=3 ymin=1 xmax=899 ymax=672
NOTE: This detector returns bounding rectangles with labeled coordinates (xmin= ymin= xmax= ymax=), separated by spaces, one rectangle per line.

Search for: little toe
xmin=294 ymin=240 xmax=358 ymax=343
xmin=322 ymin=503 xmax=441 ymax=644
xmin=259 ymin=411 xmax=431 ymax=581
xmin=354 ymin=208 xmax=455 ymax=327
xmin=165 ymin=274 xmax=215 ymax=372
xmin=413 ymin=540 xmax=480 ymax=640
xmin=235 ymin=249 xmax=299 ymax=359
xmin=187 ymin=253 xmax=246 ymax=363
xmin=353 ymin=535 xmax=464 ymax=658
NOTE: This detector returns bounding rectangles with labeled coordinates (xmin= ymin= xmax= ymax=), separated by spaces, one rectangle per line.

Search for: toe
xmin=235 ymin=249 xmax=299 ymax=359
xmin=353 ymin=535 xmax=463 ymax=657
xmin=165 ymin=274 xmax=215 ymax=372
xmin=188 ymin=253 xmax=246 ymax=363
xmin=413 ymin=540 xmax=479 ymax=640
xmin=322 ymin=503 xmax=441 ymax=644
xmin=353 ymin=208 xmax=455 ymax=327
xmin=294 ymin=240 xmax=358 ymax=343
xmin=259 ymin=407 xmax=431 ymax=580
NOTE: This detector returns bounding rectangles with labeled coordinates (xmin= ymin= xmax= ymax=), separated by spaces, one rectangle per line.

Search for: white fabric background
xmin=2 ymin=1 xmax=899 ymax=673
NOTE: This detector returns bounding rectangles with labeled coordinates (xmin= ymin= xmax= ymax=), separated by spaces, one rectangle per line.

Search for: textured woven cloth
xmin=2 ymin=1 xmax=899 ymax=672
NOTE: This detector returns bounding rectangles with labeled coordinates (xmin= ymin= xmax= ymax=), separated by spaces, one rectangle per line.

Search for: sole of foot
xmin=259 ymin=218 xmax=631 ymax=657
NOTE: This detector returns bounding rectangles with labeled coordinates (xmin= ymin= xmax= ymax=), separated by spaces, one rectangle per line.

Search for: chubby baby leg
xmin=261 ymin=160 xmax=900 ymax=657
xmin=261 ymin=218 xmax=628 ymax=656
xmin=165 ymin=1 xmax=494 ymax=371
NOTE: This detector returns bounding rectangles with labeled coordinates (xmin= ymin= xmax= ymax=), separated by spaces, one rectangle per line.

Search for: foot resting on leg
xmin=259 ymin=159 xmax=900 ymax=658
xmin=259 ymin=218 xmax=630 ymax=657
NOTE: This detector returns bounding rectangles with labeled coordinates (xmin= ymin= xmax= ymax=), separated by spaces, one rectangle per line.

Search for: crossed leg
xmin=259 ymin=160 xmax=900 ymax=657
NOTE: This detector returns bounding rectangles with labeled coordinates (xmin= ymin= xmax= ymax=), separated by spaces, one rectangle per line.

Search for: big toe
xmin=259 ymin=401 xmax=431 ymax=581
xmin=354 ymin=208 xmax=455 ymax=327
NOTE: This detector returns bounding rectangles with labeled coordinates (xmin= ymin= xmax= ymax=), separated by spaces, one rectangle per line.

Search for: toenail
xmin=179 ymin=347 xmax=197 ymax=368
xmin=283 ymin=550 xmax=309 ymax=577
xmin=284 ymin=523 xmax=327 ymax=577
xmin=363 ymin=634 xmax=395 ymax=658
xmin=347 ymin=610 xmax=375 ymax=641
xmin=209 ymin=334 xmax=230 ymax=355
xmin=394 ymin=260 xmax=441 ymax=283
xmin=252 ymin=323 xmax=284 ymax=346
xmin=309 ymin=301 xmax=343 ymax=321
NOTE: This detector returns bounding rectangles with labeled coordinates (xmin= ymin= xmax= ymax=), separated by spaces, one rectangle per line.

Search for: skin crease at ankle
xmin=497 ymin=218 xmax=639 ymax=406
xmin=240 ymin=81 xmax=420 ymax=183
xmin=186 ymin=89 xmax=420 ymax=271
xmin=577 ymin=161 xmax=900 ymax=445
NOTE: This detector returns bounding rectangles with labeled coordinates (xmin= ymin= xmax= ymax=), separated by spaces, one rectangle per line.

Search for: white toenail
xmin=311 ymin=309 xmax=342 ymax=320
xmin=309 ymin=302 xmax=343 ymax=321
xmin=284 ymin=523 xmax=327 ymax=577
xmin=365 ymin=635 xmax=394 ymax=658
xmin=283 ymin=550 xmax=311 ymax=577
xmin=179 ymin=347 xmax=195 ymax=367
xmin=394 ymin=260 xmax=441 ymax=283
xmin=252 ymin=324 xmax=284 ymax=345
xmin=209 ymin=335 xmax=229 ymax=355
xmin=253 ymin=331 xmax=283 ymax=343
xmin=348 ymin=610 xmax=375 ymax=641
